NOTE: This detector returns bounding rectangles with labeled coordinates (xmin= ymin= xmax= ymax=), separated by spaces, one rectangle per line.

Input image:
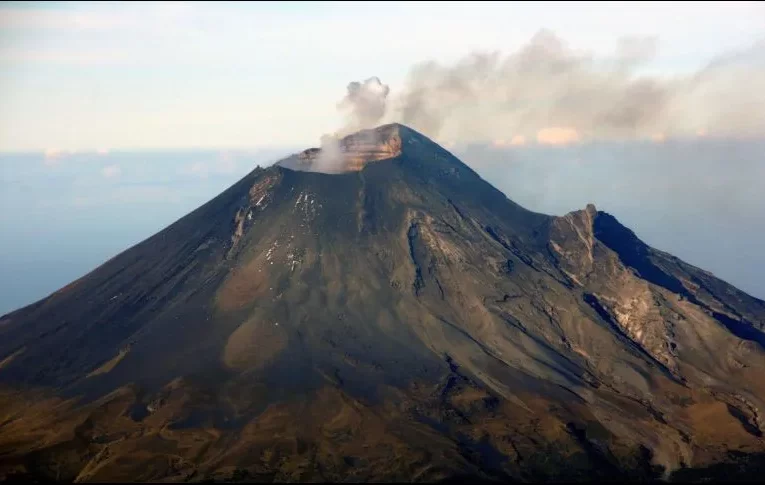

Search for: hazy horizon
xmin=1 ymin=1 xmax=763 ymax=312
xmin=1 ymin=137 xmax=763 ymax=316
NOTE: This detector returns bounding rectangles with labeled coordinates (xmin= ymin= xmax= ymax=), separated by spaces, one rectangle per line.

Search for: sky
xmin=2 ymin=1 xmax=765 ymax=150
xmin=0 ymin=1 xmax=763 ymax=314
xmin=0 ymin=149 xmax=295 ymax=315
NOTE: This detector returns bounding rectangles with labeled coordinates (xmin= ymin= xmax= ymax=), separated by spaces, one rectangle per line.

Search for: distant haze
xmin=1 ymin=140 xmax=763 ymax=316
xmin=1 ymin=2 xmax=762 ymax=313
xmin=453 ymin=139 xmax=765 ymax=305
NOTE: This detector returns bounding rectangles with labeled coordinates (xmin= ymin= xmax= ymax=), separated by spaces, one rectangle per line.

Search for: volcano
xmin=1 ymin=124 xmax=765 ymax=482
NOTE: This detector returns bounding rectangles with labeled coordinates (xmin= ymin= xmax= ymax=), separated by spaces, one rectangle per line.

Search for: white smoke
xmin=312 ymin=133 xmax=345 ymax=174
xmin=304 ymin=77 xmax=391 ymax=173
xmin=337 ymin=77 xmax=390 ymax=135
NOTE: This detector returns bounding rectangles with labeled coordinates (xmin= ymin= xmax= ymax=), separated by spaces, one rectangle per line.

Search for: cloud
xmin=491 ymin=136 xmax=527 ymax=147
xmin=510 ymin=135 xmax=527 ymax=146
xmin=337 ymin=77 xmax=390 ymax=135
xmin=101 ymin=165 xmax=121 ymax=178
xmin=536 ymin=127 xmax=580 ymax=146
xmin=43 ymin=149 xmax=63 ymax=167
xmin=44 ymin=148 xmax=63 ymax=159
xmin=614 ymin=36 xmax=659 ymax=67
xmin=344 ymin=30 xmax=765 ymax=144
xmin=42 ymin=149 xmax=78 ymax=167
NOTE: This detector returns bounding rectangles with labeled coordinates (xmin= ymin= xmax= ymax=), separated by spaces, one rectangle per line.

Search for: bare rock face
xmin=1 ymin=124 xmax=765 ymax=483
xmin=276 ymin=123 xmax=403 ymax=173
xmin=549 ymin=205 xmax=680 ymax=374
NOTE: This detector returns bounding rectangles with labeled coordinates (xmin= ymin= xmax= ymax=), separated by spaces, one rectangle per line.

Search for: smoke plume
xmin=334 ymin=30 xmax=765 ymax=144
xmin=302 ymin=77 xmax=391 ymax=173
xmin=312 ymin=134 xmax=344 ymax=174
xmin=337 ymin=77 xmax=391 ymax=135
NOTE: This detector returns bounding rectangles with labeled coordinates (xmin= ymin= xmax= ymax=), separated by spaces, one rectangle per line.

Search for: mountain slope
xmin=1 ymin=124 xmax=764 ymax=482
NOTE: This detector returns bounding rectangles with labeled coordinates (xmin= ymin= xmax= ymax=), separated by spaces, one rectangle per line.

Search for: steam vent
xmin=276 ymin=123 xmax=404 ymax=173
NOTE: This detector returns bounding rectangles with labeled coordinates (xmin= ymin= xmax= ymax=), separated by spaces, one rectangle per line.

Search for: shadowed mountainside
xmin=1 ymin=124 xmax=764 ymax=482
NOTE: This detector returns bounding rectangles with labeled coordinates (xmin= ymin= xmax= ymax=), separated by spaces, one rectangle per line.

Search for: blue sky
xmin=0 ymin=2 xmax=764 ymax=313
